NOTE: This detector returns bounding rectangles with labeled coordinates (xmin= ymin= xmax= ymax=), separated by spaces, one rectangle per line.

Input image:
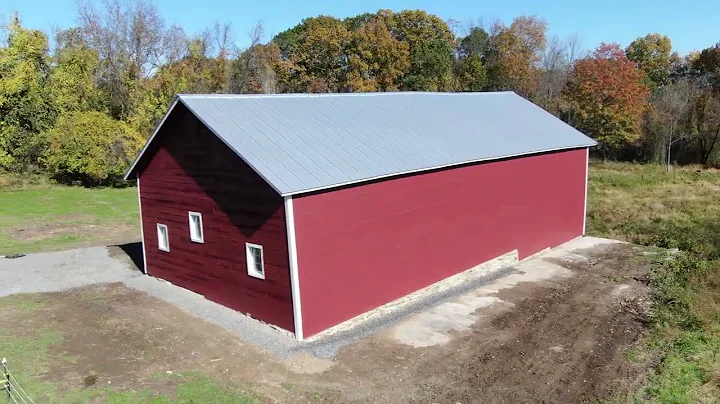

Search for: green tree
xmin=454 ymin=27 xmax=490 ymax=91
xmin=42 ymin=111 xmax=143 ymax=184
xmin=626 ymin=33 xmax=672 ymax=88
xmin=402 ymin=39 xmax=453 ymax=91
xmin=457 ymin=27 xmax=490 ymax=59
xmin=693 ymin=42 xmax=720 ymax=93
xmin=387 ymin=10 xmax=455 ymax=91
xmin=49 ymin=28 xmax=105 ymax=113
xmin=0 ymin=16 xmax=54 ymax=171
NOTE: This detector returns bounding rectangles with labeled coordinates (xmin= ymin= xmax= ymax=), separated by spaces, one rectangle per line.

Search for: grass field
xmin=0 ymin=177 xmax=138 ymax=256
xmin=586 ymin=161 xmax=720 ymax=403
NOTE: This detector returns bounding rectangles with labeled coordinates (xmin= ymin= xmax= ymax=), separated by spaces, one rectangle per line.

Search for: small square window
xmin=246 ymin=243 xmax=265 ymax=279
xmin=188 ymin=212 xmax=204 ymax=243
xmin=157 ymin=223 xmax=169 ymax=252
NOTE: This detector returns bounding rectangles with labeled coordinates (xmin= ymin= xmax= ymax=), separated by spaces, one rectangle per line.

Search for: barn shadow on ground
xmin=110 ymin=242 xmax=144 ymax=273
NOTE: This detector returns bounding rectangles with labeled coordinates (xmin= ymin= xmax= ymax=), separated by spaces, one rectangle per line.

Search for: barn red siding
xmin=137 ymin=103 xmax=294 ymax=332
xmin=293 ymin=148 xmax=588 ymax=337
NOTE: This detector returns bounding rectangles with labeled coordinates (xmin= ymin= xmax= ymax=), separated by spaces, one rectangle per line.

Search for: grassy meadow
xmin=587 ymin=161 xmax=720 ymax=403
xmin=0 ymin=175 xmax=139 ymax=255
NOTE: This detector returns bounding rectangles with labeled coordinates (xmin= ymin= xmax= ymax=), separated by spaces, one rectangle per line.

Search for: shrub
xmin=42 ymin=111 xmax=143 ymax=185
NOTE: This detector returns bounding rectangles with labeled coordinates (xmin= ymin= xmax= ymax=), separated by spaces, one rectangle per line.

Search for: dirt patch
xmin=29 ymin=284 xmax=291 ymax=397
xmin=4 ymin=215 xmax=139 ymax=255
xmin=6 ymin=215 xmax=136 ymax=244
xmin=2 ymin=242 xmax=654 ymax=403
xmin=293 ymin=243 xmax=653 ymax=403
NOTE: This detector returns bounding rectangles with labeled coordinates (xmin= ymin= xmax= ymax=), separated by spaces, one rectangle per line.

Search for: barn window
xmin=188 ymin=212 xmax=204 ymax=243
xmin=157 ymin=224 xmax=169 ymax=252
xmin=246 ymin=243 xmax=265 ymax=279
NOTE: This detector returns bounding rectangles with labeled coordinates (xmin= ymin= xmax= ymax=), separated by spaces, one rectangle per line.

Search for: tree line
xmin=1 ymin=1 xmax=719 ymax=185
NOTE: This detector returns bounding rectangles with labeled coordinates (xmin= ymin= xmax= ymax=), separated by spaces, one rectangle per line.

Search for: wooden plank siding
xmin=293 ymin=148 xmax=588 ymax=337
xmin=136 ymin=103 xmax=294 ymax=332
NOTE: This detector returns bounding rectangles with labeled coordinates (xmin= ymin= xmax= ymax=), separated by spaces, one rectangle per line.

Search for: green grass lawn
xmin=0 ymin=181 xmax=139 ymax=255
xmin=587 ymin=161 xmax=720 ymax=403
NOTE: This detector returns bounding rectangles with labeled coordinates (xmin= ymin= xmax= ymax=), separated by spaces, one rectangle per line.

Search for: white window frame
xmin=188 ymin=211 xmax=204 ymax=243
xmin=246 ymin=243 xmax=265 ymax=280
xmin=157 ymin=223 xmax=170 ymax=252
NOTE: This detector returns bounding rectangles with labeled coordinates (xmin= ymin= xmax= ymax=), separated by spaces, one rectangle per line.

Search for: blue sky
xmin=3 ymin=0 xmax=718 ymax=55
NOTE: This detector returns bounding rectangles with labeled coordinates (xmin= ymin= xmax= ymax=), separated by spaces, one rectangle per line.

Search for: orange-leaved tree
xmin=564 ymin=43 xmax=650 ymax=155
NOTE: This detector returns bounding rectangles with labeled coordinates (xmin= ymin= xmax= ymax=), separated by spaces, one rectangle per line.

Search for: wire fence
xmin=1 ymin=358 xmax=34 ymax=404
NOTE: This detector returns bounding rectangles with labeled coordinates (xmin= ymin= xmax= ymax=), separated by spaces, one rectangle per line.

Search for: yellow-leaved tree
xmin=42 ymin=111 xmax=144 ymax=185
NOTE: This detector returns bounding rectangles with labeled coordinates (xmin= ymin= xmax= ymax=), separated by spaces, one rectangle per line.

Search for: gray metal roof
xmin=126 ymin=92 xmax=596 ymax=196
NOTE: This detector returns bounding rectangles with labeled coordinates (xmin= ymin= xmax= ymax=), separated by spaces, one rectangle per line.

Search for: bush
xmin=42 ymin=111 xmax=144 ymax=185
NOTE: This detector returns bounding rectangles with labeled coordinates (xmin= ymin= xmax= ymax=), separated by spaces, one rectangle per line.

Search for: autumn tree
xmin=346 ymin=11 xmax=410 ymax=92
xmin=626 ymin=33 xmax=672 ymax=88
xmin=273 ymin=16 xmax=350 ymax=92
xmin=564 ymin=43 xmax=650 ymax=155
xmin=230 ymin=22 xmax=282 ymax=94
xmin=128 ymin=34 xmax=224 ymax=136
xmin=486 ymin=16 xmax=547 ymax=98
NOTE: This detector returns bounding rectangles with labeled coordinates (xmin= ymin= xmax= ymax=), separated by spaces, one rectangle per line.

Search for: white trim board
xmin=136 ymin=175 xmax=148 ymax=274
xmin=583 ymin=147 xmax=589 ymax=235
xmin=284 ymin=196 xmax=304 ymax=341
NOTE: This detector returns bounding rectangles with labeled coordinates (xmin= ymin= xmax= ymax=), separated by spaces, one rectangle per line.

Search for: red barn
xmin=125 ymin=92 xmax=596 ymax=340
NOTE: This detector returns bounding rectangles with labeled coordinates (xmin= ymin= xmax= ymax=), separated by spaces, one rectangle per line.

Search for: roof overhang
xmin=124 ymin=96 xmax=180 ymax=181
xmin=123 ymin=95 xmax=287 ymax=196
xmin=124 ymin=93 xmax=597 ymax=197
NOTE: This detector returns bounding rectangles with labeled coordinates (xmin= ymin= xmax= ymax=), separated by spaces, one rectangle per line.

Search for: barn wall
xmin=137 ymin=103 xmax=294 ymax=332
xmin=293 ymin=148 xmax=588 ymax=337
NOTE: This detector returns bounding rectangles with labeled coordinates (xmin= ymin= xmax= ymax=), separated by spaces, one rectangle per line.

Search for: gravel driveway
xmin=0 ymin=246 xmax=142 ymax=296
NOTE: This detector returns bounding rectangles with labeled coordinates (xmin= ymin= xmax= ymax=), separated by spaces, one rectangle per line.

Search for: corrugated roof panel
xmin=126 ymin=92 xmax=596 ymax=195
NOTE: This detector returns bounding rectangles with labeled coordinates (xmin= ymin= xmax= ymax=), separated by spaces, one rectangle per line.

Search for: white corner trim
xmin=582 ymin=147 xmax=589 ymax=235
xmin=284 ymin=196 xmax=304 ymax=341
xmin=137 ymin=175 xmax=148 ymax=274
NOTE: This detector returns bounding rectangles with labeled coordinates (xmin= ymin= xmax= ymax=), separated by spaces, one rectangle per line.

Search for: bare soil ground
xmin=4 ymin=243 xmax=654 ymax=403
